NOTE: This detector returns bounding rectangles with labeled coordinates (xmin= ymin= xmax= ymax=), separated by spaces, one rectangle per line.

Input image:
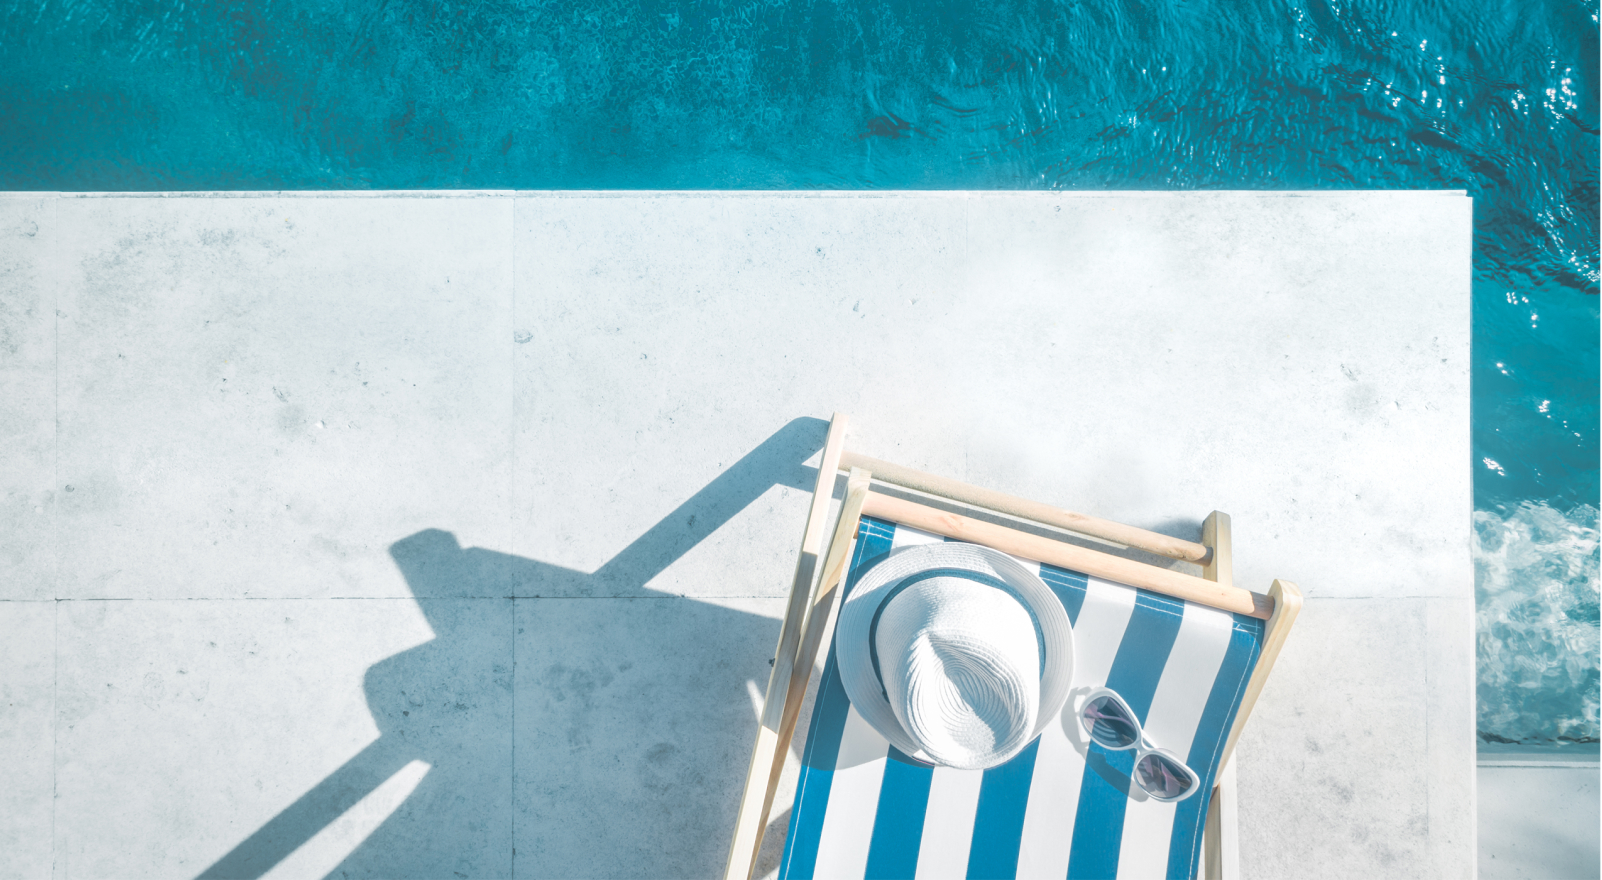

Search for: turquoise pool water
xmin=2 ymin=0 xmax=1596 ymax=743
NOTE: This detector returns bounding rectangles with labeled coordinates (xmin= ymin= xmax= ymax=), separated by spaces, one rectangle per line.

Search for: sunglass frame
xmin=1078 ymin=686 xmax=1203 ymax=804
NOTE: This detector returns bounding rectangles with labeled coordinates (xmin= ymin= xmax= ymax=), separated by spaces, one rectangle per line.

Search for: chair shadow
xmin=197 ymin=416 xmax=831 ymax=880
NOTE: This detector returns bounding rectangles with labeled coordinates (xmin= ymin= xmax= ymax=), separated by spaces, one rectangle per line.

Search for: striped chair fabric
xmin=779 ymin=516 xmax=1265 ymax=880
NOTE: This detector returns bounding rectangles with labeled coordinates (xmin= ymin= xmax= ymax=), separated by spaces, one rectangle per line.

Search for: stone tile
xmin=0 ymin=602 xmax=54 ymax=880
xmin=52 ymin=594 xmax=514 ymax=878
xmin=1236 ymin=597 xmax=1438 ymax=878
xmin=53 ymin=196 xmax=514 ymax=599
xmin=1426 ymin=597 xmax=1478 ymax=878
xmin=512 ymin=595 xmax=783 ymax=878
xmin=1478 ymin=765 xmax=1600 ymax=879
xmin=512 ymin=194 xmax=967 ymax=596
xmin=512 ymin=193 xmax=1472 ymax=602
xmin=0 ymin=195 xmax=57 ymax=600
xmin=958 ymin=192 xmax=1473 ymax=603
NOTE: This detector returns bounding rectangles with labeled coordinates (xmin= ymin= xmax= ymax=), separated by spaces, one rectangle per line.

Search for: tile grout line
xmin=51 ymin=599 xmax=59 ymax=878
xmin=16 ymin=595 xmax=792 ymax=601
xmin=51 ymin=193 xmax=60 ymax=598
xmin=509 ymin=195 xmax=518 ymax=880
xmin=7 ymin=593 xmax=1444 ymax=602
xmin=509 ymin=593 xmax=515 ymax=871
xmin=50 ymin=192 xmax=60 ymax=880
xmin=510 ymin=193 xmax=518 ymax=541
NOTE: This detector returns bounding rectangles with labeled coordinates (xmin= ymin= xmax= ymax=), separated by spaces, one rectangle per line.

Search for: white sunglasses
xmin=1078 ymin=687 xmax=1201 ymax=803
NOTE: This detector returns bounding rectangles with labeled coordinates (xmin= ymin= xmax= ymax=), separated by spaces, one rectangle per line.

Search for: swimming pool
xmin=1 ymin=0 xmax=1596 ymax=744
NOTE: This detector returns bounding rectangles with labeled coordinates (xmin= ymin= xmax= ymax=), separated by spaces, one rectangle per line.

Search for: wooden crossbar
xmin=839 ymin=452 xmax=1212 ymax=564
xmin=860 ymin=492 xmax=1274 ymax=619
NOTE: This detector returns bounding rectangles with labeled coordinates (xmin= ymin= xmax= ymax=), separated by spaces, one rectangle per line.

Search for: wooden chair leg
xmin=724 ymin=415 xmax=849 ymax=880
xmin=1203 ymin=757 xmax=1239 ymax=880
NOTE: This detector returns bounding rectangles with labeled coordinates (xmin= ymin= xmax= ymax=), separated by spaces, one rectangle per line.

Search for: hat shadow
xmin=196 ymin=417 xmax=832 ymax=879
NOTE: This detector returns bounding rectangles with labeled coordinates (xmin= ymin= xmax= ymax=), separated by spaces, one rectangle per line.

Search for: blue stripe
xmin=781 ymin=654 xmax=849 ymax=879
xmin=964 ymin=738 xmax=1041 ymax=879
xmin=1164 ymin=615 xmax=1264 ymax=880
xmin=863 ymin=746 xmax=935 ymax=879
xmin=1038 ymin=563 xmax=1090 ymax=625
xmin=859 ymin=516 xmax=898 ymax=545
xmin=1066 ymin=591 xmax=1187 ymax=880
xmin=781 ymin=518 xmax=896 ymax=880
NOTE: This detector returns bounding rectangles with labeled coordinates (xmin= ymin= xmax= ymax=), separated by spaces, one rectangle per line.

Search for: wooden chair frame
xmin=725 ymin=414 xmax=1302 ymax=880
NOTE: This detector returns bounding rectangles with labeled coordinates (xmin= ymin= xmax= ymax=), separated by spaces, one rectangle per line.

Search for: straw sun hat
xmin=835 ymin=542 xmax=1075 ymax=770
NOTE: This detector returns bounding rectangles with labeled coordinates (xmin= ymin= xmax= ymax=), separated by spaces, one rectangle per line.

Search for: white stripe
xmin=1142 ymin=604 xmax=1235 ymax=756
xmin=1016 ymin=576 xmax=1139 ymax=878
xmin=913 ymin=766 xmax=985 ymax=879
xmin=1114 ymin=603 xmax=1235 ymax=879
xmin=1069 ymin=577 xmax=1141 ymax=685
xmin=891 ymin=524 xmax=945 ymax=549
xmin=814 ymin=706 xmax=890 ymax=879
xmin=892 ymin=524 xmax=1042 ymax=578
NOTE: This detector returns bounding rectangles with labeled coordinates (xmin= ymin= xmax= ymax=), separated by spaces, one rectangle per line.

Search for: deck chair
xmin=725 ymin=414 xmax=1302 ymax=880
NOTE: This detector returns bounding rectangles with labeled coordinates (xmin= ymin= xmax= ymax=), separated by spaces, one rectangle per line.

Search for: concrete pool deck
xmin=0 ymin=191 xmax=1475 ymax=878
xmin=1477 ymin=747 xmax=1600 ymax=880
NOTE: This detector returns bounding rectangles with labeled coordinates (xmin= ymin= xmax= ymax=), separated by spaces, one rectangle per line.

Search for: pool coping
xmin=1478 ymin=743 xmax=1601 ymax=768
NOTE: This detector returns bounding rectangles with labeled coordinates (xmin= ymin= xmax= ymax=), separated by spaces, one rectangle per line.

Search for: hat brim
xmin=834 ymin=541 xmax=1076 ymax=767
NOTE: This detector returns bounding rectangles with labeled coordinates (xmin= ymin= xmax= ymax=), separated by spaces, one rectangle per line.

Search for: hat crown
xmin=834 ymin=540 xmax=1075 ymax=772
xmin=876 ymin=575 xmax=1041 ymax=770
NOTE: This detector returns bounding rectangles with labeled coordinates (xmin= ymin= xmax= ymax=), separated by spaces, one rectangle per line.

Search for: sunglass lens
xmin=1082 ymin=696 xmax=1139 ymax=748
xmin=1135 ymin=753 xmax=1194 ymax=801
